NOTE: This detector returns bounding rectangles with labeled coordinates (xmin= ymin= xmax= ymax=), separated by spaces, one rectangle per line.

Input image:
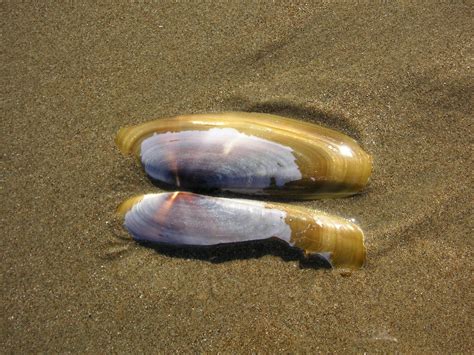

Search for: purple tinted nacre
xmin=121 ymin=191 xmax=291 ymax=246
xmin=141 ymin=127 xmax=302 ymax=194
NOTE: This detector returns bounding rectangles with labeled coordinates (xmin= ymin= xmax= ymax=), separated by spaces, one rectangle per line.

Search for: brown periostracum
xmin=116 ymin=112 xmax=372 ymax=199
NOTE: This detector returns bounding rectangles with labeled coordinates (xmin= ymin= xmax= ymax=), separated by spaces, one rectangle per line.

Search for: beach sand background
xmin=2 ymin=1 xmax=472 ymax=352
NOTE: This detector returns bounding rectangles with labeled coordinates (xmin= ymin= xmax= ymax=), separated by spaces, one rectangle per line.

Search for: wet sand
xmin=2 ymin=1 xmax=472 ymax=352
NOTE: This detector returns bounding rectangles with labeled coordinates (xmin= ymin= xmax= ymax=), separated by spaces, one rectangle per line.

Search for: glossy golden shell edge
xmin=116 ymin=194 xmax=145 ymax=217
xmin=271 ymin=202 xmax=366 ymax=269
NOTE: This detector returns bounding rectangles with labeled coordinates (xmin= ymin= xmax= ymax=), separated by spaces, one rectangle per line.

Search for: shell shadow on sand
xmin=105 ymin=213 xmax=332 ymax=269
xmin=224 ymin=98 xmax=366 ymax=142
xmin=139 ymin=239 xmax=332 ymax=269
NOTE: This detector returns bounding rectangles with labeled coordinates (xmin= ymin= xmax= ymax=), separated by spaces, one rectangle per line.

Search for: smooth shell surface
xmin=118 ymin=192 xmax=366 ymax=269
xmin=116 ymin=112 xmax=372 ymax=199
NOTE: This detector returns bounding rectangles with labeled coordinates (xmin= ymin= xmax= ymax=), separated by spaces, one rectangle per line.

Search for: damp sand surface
xmin=2 ymin=2 xmax=472 ymax=352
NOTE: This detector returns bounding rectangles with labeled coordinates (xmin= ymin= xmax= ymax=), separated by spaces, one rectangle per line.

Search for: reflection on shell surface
xmin=117 ymin=192 xmax=367 ymax=269
xmin=116 ymin=112 xmax=372 ymax=199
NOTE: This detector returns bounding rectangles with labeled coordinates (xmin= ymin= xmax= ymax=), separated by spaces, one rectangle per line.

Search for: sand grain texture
xmin=2 ymin=1 xmax=473 ymax=353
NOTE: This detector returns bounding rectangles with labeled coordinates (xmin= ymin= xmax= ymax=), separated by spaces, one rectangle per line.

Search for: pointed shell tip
xmin=116 ymin=195 xmax=145 ymax=217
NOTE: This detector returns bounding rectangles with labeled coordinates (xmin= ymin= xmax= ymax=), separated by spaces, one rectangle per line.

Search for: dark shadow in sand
xmin=223 ymin=97 xmax=365 ymax=142
xmin=137 ymin=238 xmax=332 ymax=269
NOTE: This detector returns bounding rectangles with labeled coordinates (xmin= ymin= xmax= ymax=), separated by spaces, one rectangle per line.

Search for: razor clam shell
xmin=116 ymin=112 xmax=372 ymax=199
xmin=118 ymin=192 xmax=366 ymax=269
